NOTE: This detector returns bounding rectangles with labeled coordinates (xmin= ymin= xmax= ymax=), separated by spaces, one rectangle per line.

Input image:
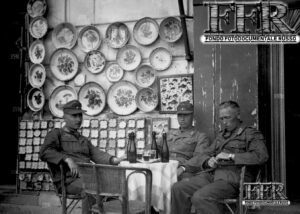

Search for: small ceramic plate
xmin=105 ymin=22 xmax=130 ymax=49
xmin=27 ymin=87 xmax=45 ymax=112
xmin=159 ymin=17 xmax=183 ymax=43
xmin=107 ymin=81 xmax=138 ymax=115
xmin=50 ymin=48 xmax=79 ymax=81
xmin=135 ymin=64 xmax=156 ymax=88
xmin=116 ymin=45 xmax=142 ymax=71
xmin=29 ymin=16 xmax=48 ymax=39
xmin=105 ymin=63 xmax=124 ymax=82
xmin=27 ymin=0 xmax=47 ymax=18
xmin=49 ymin=85 xmax=77 ymax=118
xmin=28 ymin=40 xmax=45 ymax=64
xmin=133 ymin=17 xmax=159 ymax=46
xmin=84 ymin=50 xmax=106 ymax=74
xmin=149 ymin=47 xmax=172 ymax=71
xmin=136 ymin=88 xmax=158 ymax=112
xmin=52 ymin=22 xmax=77 ymax=49
xmin=78 ymin=25 xmax=102 ymax=52
xmin=78 ymin=82 xmax=106 ymax=116
xmin=28 ymin=63 xmax=46 ymax=88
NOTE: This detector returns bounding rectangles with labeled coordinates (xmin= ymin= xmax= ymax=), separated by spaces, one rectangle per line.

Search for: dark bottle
xmin=151 ymin=131 xmax=159 ymax=159
xmin=127 ymin=132 xmax=137 ymax=163
xmin=161 ymin=132 xmax=169 ymax=162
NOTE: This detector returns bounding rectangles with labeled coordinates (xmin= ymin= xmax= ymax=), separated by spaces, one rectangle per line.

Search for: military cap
xmin=63 ymin=100 xmax=86 ymax=115
xmin=177 ymin=101 xmax=194 ymax=114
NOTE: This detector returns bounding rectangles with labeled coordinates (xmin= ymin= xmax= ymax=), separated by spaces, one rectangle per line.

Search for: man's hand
xmin=64 ymin=158 xmax=78 ymax=178
xmin=111 ymin=156 xmax=125 ymax=165
xmin=177 ymin=166 xmax=185 ymax=177
xmin=215 ymin=152 xmax=232 ymax=161
xmin=207 ymin=157 xmax=218 ymax=168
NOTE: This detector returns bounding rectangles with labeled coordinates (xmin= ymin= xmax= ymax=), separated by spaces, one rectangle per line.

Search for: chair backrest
xmin=77 ymin=163 xmax=152 ymax=214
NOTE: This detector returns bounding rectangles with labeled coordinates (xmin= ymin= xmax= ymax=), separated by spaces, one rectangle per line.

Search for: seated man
xmin=157 ymin=101 xmax=210 ymax=180
xmin=39 ymin=100 xmax=123 ymax=214
xmin=171 ymin=100 xmax=269 ymax=214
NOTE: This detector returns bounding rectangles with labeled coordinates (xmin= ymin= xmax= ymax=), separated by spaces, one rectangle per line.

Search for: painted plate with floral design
xmin=136 ymin=87 xmax=158 ymax=112
xmin=27 ymin=0 xmax=47 ymax=18
xmin=135 ymin=64 xmax=156 ymax=88
xmin=50 ymin=48 xmax=79 ymax=81
xmin=27 ymin=87 xmax=45 ymax=112
xmin=116 ymin=45 xmax=142 ymax=71
xmin=29 ymin=16 xmax=48 ymax=39
xmin=149 ymin=47 xmax=172 ymax=71
xmin=159 ymin=17 xmax=182 ymax=43
xmin=78 ymin=25 xmax=102 ymax=52
xmin=49 ymin=85 xmax=77 ymax=118
xmin=107 ymin=81 xmax=138 ymax=115
xmin=52 ymin=22 xmax=77 ymax=49
xmin=105 ymin=22 xmax=130 ymax=49
xmin=29 ymin=40 xmax=45 ymax=64
xmin=78 ymin=82 xmax=106 ymax=116
xmin=105 ymin=63 xmax=124 ymax=82
xmin=28 ymin=63 xmax=46 ymax=88
xmin=84 ymin=50 xmax=106 ymax=74
xmin=133 ymin=17 xmax=159 ymax=46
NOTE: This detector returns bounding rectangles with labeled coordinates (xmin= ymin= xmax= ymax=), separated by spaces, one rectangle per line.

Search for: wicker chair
xmin=77 ymin=162 xmax=152 ymax=214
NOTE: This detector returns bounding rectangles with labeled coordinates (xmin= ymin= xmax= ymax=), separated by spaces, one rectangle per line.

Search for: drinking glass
xmin=143 ymin=150 xmax=150 ymax=161
xmin=137 ymin=149 xmax=143 ymax=160
xmin=150 ymin=150 xmax=156 ymax=159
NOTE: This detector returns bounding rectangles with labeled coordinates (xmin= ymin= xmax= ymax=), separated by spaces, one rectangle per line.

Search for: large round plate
xmin=29 ymin=40 xmax=45 ymax=64
xmin=149 ymin=47 xmax=172 ymax=71
xmin=135 ymin=88 xmax=158 ymax=112
xmin=27 ymin=87 xmax=45 ymax=112
xmin=29 ymin=16 xmax=48 ymax=39
xmin=105 ymin=63 xmax=124 ymax=82
xmin=116 ymin=45 xmax=142 ymax=71
xmin=50 ymin=48 xmax=79 ymax=81
xmin=159 ymin=17 xmax=183 ymax=43
xmin=105 ymin=22 xmax=130 ymax=49
xmin=27 ymin=0 xmax=47 ymax=18
xmin=28 ymin=64 xmax=46 ymax=88
xmin=78 ymin=82 xmax=106 ymax=116
xmin=52 ymin=22 xmax=77 ymax=49
xmin=133 ymin=17 xmax=159 ymax=46
xmin=78 ymin=25 xmax=101 ymax=52
xmin=84 ymin=50 xmax=106 ymax=74
xmin=107 ymin=81 xmax=138 ymax=115
xmin=135 ymin=64 xmax=156 ymax=88
xmin=49 ymin=85 xmax=77 ymax=118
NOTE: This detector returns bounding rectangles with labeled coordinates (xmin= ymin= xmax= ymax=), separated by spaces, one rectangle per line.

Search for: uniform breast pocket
xmin=226 ymin=141 xmax=247 ymax=153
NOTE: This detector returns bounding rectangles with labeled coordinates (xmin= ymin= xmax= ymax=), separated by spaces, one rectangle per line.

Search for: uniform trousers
xmin=171 ymin=172 xmax=238 ymax=214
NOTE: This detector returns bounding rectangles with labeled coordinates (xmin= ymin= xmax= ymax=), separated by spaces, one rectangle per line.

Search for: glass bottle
xmin=127 ymin=132 xmax=137 ymax=163
xmin=161 ymin=132 xmax=169 ymax=162
xmin=151 ymin=131 xmax=159 ymax=159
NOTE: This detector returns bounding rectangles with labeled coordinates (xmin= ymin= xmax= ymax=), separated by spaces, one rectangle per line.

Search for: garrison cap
xmin=63 ymin=100 xmax=86 ymax=115
xmin=177 ymin=101 xmax=194 ymax=114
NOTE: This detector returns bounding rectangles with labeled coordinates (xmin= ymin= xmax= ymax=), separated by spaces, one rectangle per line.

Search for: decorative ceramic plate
xmin=105 ymin=63 xmax=124 ymax=82
xmin=28 ymin=63 xmax=46 ymax=88
xmin=107 ymin=81 xmax=138 ymax=115
xmin=27 ymin=0 xmax=47 ymax=18
xmin=135 ymin=88 xmax=158 ymax=112
xmin=159 ymin=17 xmax=183 ymax=43
xmin=49 ymin=85 xmax=77 ymax=118
xmin=52 ymin=22 xmax=77 ymax=49
xmin=135 ymin=64 xmax=156 ymax=88
xmin=78 ymin=82 xmax=106 ymax=116
xmin=27 ymin=87 xmax=45 ymax=112
xmin=78 ymin=25 xmax=101 ymax=52
xmin=116 ymin=45 xmax=142 ymax=71
xmin=84 ymin=50 xmax=106 ymax=74
xmin=50 ymin=48 xmax=79 ymax=81
xmin=29 ymin=16 xmax=48 ymax=39
xmin=105 ymin=22 xmax=130 ymax=49
xmin=133 ymin=17 xmax=159 ymax=46
xmin=28 ymin=40 xmax=45 ymax=64
xmin=149 ymin=47 xmax=172 ymax=71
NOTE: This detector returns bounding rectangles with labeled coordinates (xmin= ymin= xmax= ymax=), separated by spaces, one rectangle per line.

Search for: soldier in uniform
xmin=39 ymin=100 xmax=123 ymax=214
xmin=171 ymin=100 xmax=269 ymax=214
xmin=157 ymin=101 xmax=210 ymax=180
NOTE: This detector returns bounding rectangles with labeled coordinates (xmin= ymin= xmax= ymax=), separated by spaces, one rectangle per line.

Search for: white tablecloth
xmin=119 ymin=160 xmax=179 ymax=214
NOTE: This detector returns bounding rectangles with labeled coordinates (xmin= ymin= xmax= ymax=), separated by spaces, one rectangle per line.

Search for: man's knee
xmin=172 ymin=181 xmax=187 ymax=195
xmin=191 ymin=189 xmax=211 ymax=205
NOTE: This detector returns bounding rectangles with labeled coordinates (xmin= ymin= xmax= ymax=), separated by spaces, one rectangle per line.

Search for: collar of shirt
xmin=174 ymin=126 xmax=196 ymax=137
xmin=220 ymin=123 xmax=247 ymax=139
xmin=63 ymin=126 xmax=81 ymax=139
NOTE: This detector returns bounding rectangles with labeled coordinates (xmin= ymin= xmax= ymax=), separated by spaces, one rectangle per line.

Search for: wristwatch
xmin=229 ymin=153 xmax=235 ymax=160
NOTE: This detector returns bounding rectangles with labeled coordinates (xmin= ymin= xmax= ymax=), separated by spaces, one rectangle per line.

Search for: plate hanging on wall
xmin=27 ymin=0 xmax=47 ymax=18
xmin=116 ymin=45 xmax=142 ymax=71
xmin=135 ymin=87 xmax=158 ymax=113
xmin=149 ymin=47 xmax=172 ymax=71
xmin=135 ymin=64 xmax=156 ymax=88
xmin=105 ymin=63 xmax=124 ymax=83
xmin=78 ymin=25 xmax=102 ymax=52
xmin=84 ymin=50 xmax=106 ymax=74
xmin=52 ymin=22 xmax=78 ymax=49
xmin=105 ymin=22 xmax=130 ymax=49
xmin=159 ymin=16 xmax=183 ymax=43
xmin=27 ymin=87 xmax=45 ymax=112
xmin=29 ymin=16 xmax=48 ymax=39
xmin=28 ymin=40 xmax=45 ymax=64
xmin=78 ymin=82 xmax=106 ymax=116
xmin=28 ymin=63 xmax=46 ymax=88
xmin=133 ymin=17 xmax=159 ymax=46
